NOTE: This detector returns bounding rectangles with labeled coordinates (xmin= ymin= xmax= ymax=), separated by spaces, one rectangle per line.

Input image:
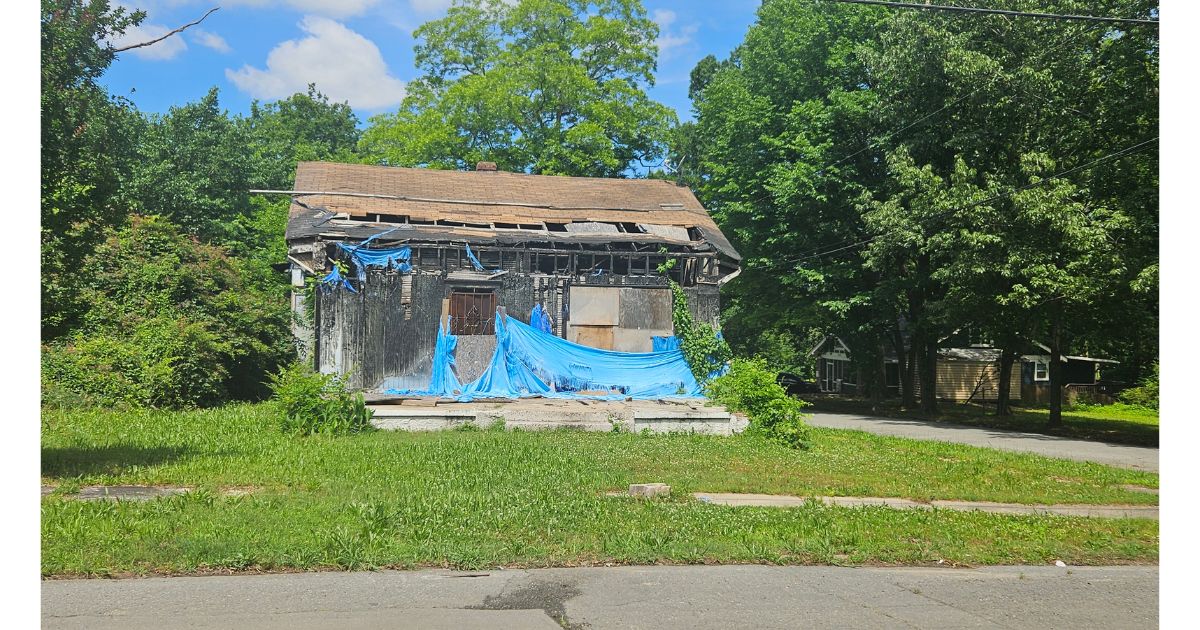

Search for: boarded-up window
xmin=450 ymin=291 xmax=496 ymax=335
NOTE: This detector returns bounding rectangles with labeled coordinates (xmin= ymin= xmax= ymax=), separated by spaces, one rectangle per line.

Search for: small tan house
xmin=810 ymin=337 xmax=1019 ymax=402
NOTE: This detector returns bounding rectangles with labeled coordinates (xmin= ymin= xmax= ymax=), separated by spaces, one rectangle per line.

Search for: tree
xmin=41 ymin=0 xmax=146 ymax=337
xmin=245 ymin=85 xmax=362 ymax=191
xmin=43 ymin=216 xmax=294 ymax=407
xmin=687 ymin=0 xmax=1157 ymax=424
xmin=126 ymin=88 xmax=254 ymax=244
xmin=359 ymin=0 xmax=677 ymax=176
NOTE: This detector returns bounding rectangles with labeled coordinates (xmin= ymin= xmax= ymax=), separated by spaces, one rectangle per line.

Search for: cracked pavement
xmin=42 ymin=564 xmax=1157 ymax=629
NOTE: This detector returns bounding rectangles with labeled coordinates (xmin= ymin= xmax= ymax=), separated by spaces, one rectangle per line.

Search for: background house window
xmin=1034 ymin=361 xmax=1049 ymax=381
xmin=449 ymin=290 xmax=496 ymax=335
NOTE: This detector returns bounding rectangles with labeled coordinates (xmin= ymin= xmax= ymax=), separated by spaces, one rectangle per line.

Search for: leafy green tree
xmin=127 ymin=87 xmax=254 ymax=243
xmin=245 ymin=84 xmax=362 ymax=191
xmin=359 ymin=0 xmax=677 ymax=176
xmin=41 ymin=0 xmax=146 ymax=337
xmin=688 ymin=0 xmax=1157 ymax=424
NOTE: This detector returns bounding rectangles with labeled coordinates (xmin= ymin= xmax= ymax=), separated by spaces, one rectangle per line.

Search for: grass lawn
xmin=808 ymin=398 xmax=1159 ymax=447
xmin=41 ymin=404 xmax=1158 ymax=576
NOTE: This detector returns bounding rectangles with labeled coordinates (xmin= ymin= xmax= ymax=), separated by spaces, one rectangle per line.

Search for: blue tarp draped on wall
xmin=652 ymin=335 xmax=680 ymax=352
xmin=387 ymin=312 xmax=703 ymax=401
xmin=427 ymin=320 xmax=462 ymax=395
xmin=337 ymin=243 xmax=413 ymax=282
xmin=530 ymin=303 xmax=553 ymax=333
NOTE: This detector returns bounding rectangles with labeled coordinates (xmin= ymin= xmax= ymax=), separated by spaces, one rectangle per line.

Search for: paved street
xmin=806 ymin=412 xmax=1159 ymax=471
xmin=43 ymin=564 xmax=1157 ymax=629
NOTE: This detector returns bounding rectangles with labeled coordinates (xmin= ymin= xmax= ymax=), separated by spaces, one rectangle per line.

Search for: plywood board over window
xmin=566 ymin=286 xmax=673 ymax=352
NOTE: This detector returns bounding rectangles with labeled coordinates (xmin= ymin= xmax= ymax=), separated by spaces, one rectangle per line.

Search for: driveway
xmin=806 ymin=412 xmax=1159 ymax=472
xmin=42 ymin=564 xmax=1157 ymax=629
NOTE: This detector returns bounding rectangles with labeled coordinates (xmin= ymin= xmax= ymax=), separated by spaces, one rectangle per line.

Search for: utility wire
xmin=820 ymin=0 xmax=1159 ymax=27
xmin=740 ymin=21 xmax=1143 ymax=264
xmin=764 ymin=136 xmax=1158 ymax=267
xmin=816 ymin=78 xmax=998 ymax=176
xmin=741 ymin=22 xmax=1098 ymax=256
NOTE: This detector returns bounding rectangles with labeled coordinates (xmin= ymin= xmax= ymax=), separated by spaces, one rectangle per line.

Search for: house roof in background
xmin=284 ymin=162 xmax=740 ymax=260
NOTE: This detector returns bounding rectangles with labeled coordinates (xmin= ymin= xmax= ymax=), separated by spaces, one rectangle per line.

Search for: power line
xmin=816 ymin=77 xmax=999 ymax=176
xmin=821 ymin=0 xmax=1160 ymax=27
xmin=766 ymin=136 xmax=1158 ymax=267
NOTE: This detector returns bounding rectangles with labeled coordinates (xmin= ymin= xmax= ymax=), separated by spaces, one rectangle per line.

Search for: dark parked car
xmin=776 ymin=372 xmax=820 ymax=396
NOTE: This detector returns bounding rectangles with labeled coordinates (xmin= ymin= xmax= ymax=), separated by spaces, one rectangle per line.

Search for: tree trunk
xmin=892 ymin=325 xmax=916 ymax=408
xmin=996 ymin=348 xmax=1016 ymax=416
xmin=920 ymin=338 xmax=939 ymax=414
xmin=1048 ymin=303 xmax=1064 ymax=428
xmin=871 ymin=344 xmax=887 ymax=409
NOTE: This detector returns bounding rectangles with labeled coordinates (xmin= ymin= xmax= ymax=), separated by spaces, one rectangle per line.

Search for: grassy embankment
xmin=42 ymin=404 xmax=1158 ymax=576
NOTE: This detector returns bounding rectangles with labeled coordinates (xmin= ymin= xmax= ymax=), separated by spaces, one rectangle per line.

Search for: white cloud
xmin=192 ymin=29 xmax=231 ymax=53
xmin=282 ymin=0 xmax=380 ymax=18
xmin=108 ymin=21 xmax=189 ymax=60
xmin=225 ymin=16 xmax=407 ymax=110
xmin=652 ymin=8 xmax=697 ymax=57
xmin=219 ymin=1 xmax=380 ymax=19
xmin=409 ymin=0 xmax=453 ymax=12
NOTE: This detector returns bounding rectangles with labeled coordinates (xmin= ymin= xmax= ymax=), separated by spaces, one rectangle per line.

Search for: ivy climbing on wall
xmin=670 ymin=281 xmax=732 ymax=383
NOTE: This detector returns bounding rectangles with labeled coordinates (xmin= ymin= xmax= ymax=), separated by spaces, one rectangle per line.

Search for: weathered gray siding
xmin=317 ymin=272 xmax=446 ymax=390
xmin=314 ymin=259 xmax=725 ymax=391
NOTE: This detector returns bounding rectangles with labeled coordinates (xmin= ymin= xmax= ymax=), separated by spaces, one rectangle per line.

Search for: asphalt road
xmin=42 ymin=564 xmax=1157 ymax=629
xmin=805 ymin=412 xmax=1159 ymax=472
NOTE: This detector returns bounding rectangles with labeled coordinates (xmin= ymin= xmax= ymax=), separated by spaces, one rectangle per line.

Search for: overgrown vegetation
xmin=707 ymin=359 xmax=810 ymax=449
xmin=268 ymin=364 xmax=374 ymax=436
xmin=1119 ymin=362 xmax=1159 ymax=410
xmin=684 ymin=0 xmax=1158 ymax=424
xmin=41 ymin=217 xmax=292 ymax=408
xmin=41 ymin=404 xmax=1157 ymax=576
xmin=41 ymin=2 xmax=368 ymax=408
xmin=670 ymin=281 xmax=732 ymax=382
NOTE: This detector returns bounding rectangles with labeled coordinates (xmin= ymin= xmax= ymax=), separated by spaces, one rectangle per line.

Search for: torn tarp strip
xmin=464 ymin=243 xmax=502 ymax=273
xmin=320 ymin=264 xmax=356 ymax=293
xmin=337 ymin=243 xmax=413 ymax=282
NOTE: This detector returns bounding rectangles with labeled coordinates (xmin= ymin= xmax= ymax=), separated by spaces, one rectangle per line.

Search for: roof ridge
xmin=297 ymin=160 xmax=692 ymax=187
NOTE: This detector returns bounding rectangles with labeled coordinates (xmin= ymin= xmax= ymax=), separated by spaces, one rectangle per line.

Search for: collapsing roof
xmin=283 ymin=161 xmax=741 ymax=262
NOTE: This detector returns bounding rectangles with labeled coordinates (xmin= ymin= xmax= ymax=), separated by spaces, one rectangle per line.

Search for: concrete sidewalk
xmin=42 ymin=564 xmax=1157 ymax=629
xmin=693 ymin=492 xmax=1160 ymax=519
xmin=806 ymin=412 xmax=1158 ymax=471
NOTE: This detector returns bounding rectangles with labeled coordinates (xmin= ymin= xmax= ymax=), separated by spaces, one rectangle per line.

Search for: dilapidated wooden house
xmin=284 ymin=161 xmax=741 ymax=391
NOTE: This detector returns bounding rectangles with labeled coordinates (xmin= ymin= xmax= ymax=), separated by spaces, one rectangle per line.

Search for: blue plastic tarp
xmin=337 ymin=243 xmax=413 ymax=282
xmin=530 ymin=303 xmax=553 ymax=333
xmin=320 ymin=264 xmax=356 ymax=293
xmin=652 ymin=335 xmax=680 ymax=352
xmin=386 ymin=313 xmax=703 ymax=401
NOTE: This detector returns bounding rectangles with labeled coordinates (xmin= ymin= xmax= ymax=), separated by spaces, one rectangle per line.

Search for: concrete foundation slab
xmin=369 ymin=398 xmax=742 ymax=435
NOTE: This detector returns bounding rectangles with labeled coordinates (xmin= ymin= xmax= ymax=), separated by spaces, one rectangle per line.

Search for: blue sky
xmin=102 ymin=1 xmax=763 ymax=124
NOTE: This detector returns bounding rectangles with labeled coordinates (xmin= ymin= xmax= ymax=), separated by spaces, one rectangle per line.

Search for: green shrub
xmin=268 ymin=364 xmax=374 ymax=436
xmin=706 ymin=358 xmax=811 ymax=449
xmin=41 ymin=316 xmax=229 ymax=409
xmin=1118 ymin=363 xmax=1158 ymax=410
xmin=41 ymin=215 xmax=294 ymax=409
